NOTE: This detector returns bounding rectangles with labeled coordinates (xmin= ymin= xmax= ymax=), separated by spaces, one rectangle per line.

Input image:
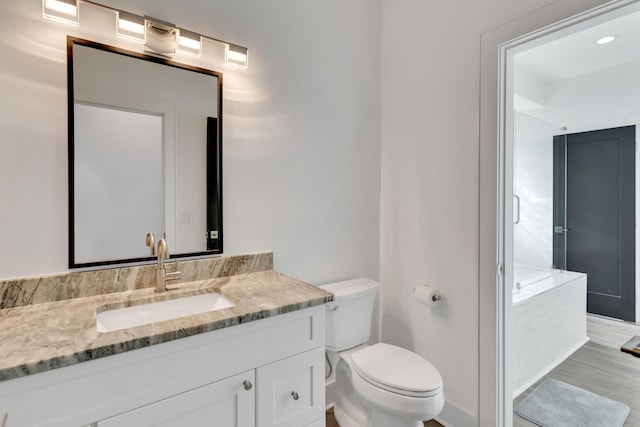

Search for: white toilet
xmin=319 ymin=278 xmax=444 ymax=427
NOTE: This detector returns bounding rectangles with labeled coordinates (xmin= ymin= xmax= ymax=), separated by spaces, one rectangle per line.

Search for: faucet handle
xmin=166 ymin=270 xmax=182 ymax=281
xmin=166 ymin=259 xmax=181 ymax=282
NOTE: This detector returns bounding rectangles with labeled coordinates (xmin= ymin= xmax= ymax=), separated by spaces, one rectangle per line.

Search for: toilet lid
xmin=351 ymin=343 xmax=443 ymax=396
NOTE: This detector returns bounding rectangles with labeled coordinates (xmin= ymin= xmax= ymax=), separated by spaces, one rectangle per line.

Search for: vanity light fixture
xmin=596 ymin=35 xmax=616 ymax=45
xmin=116 ymin=11 xmax=145 ymax=42
xmin=144 ymin=18 xmax=178 ymax=57
xmin=43 ymin=0 xmax=79 ymax=25
xmin=226 ymin=43 xmax=249 ymax=70
xmin=41 ymin=0 xmax=249 ymax=68
xmin=177 ymin=29 xmax=202 ymax=57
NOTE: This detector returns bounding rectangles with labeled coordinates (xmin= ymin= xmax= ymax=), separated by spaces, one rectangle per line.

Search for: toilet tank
xmin=318 ymin=278 xmax=380 ymax=352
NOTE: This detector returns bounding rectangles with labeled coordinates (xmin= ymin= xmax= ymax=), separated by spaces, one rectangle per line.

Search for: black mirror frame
xmin=67 ymin=36 xmax=223 ymax=268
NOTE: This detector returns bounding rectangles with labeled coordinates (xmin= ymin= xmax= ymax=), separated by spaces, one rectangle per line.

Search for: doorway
xmin=553 ymin=126 xmax=636 ymax=321
xmin=496 ymin=1 xmax=640 ymax=426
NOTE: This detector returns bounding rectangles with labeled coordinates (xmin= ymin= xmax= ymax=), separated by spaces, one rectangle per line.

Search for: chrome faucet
xmin=155 ymin=238 xmax=181 ymax=292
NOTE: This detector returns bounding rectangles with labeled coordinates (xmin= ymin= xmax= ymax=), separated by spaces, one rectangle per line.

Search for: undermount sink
xmin=96 ymin=293 xmax=235 ymax=332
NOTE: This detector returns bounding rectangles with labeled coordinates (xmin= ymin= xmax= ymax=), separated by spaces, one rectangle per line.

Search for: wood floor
xmin=325 ymin=407 xmax=443 ymax=426
xmin=513 ymin=315 xmax=640 ymax=427
xmin=587 ymin=314 xmax=640 ymax=349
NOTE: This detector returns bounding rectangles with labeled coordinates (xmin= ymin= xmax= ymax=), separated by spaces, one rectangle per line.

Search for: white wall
xmin=382 ymin=0 xmax=609 ymax=426
xmin=0 ymin=0 xmax=380 ymax=285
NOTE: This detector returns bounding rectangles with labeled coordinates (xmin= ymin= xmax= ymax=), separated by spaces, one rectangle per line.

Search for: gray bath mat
xmin=515 ymin=378 xmax=630 ymax=427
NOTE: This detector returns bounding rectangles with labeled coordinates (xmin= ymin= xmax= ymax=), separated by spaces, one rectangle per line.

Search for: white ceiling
xmin=513 ymin=6 xmax=640 ymax=133
xmin=514 ymin=8 xmax=640 ymax=83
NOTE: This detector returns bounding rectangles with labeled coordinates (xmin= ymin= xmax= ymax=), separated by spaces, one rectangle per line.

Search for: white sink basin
xmin=96 ymin=293 xmax=235 ymax=332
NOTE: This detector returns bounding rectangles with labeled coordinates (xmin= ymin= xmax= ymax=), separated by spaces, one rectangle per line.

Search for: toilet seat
xmin=351 ymin=343 xmax=443 ymax=398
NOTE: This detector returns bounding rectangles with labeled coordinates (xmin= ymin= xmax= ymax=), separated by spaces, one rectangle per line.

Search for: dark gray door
xmin=553 ymin=126 xmax=636 ymax=322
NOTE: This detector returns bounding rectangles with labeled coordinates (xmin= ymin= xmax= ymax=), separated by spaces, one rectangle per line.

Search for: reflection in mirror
xmin=75 ymin=105 xmax=164 ymax=263
xmin=68 ymin=37 xmax=223 ymax=268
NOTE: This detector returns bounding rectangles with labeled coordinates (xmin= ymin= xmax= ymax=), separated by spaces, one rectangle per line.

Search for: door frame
xmin=495 ymin=0 xmax=640 ymax=425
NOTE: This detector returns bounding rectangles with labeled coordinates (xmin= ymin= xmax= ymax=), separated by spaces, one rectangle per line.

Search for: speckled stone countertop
xmin=0 ymin=270 xmax=332 ymax=382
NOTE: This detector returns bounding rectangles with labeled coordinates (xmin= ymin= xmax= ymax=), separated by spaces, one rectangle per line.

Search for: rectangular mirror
xmin=68 ymin=37 xmax=223 ymax=268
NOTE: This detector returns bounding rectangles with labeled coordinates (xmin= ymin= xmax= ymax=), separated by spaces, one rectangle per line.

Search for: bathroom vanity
xmin=0 ymin=11 xmax=332 ymax=426
xmin=0 ymin=261 xmax=332 ymax=427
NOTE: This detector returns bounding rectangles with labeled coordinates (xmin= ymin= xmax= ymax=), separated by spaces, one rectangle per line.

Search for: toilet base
xmin=334 ymin=358 xmax=369 ymax=427
xmin=334 ymin=404 xmax=367 ymax=427
xmin=370 ymin=407 xmax=423 ymax=427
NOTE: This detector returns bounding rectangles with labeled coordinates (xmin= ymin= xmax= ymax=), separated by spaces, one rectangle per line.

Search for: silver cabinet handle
xmin=513 ymin=194 xmax=521 ymax=225
xmin=243 ymin=380 xmax=253 ymax=391
xmin=291 ymin=391 xmax=300 ymax=400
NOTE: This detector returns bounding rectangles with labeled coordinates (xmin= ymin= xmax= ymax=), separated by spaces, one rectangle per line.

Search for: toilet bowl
xmin=319 ymin=279 xmax=444 ymax=427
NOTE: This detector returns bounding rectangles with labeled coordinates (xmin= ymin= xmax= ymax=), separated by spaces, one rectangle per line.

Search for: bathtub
xmin=513 ymin=266 xmax=571 ymax=303
xmin=511 ymin=266 xmax=588 ymax=398
xmin=514 ymin=265 xmax=557 ymax=289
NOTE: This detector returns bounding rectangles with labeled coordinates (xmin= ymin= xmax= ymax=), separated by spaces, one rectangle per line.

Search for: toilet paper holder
xmin=412 ymin=285 xmax=443 ymax=307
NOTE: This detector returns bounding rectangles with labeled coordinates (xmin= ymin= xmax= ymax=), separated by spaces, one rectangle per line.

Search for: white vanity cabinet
xmin=95 ymin=348 xmax=326 ymax=427
xmin=96 ymin=370 xmax=256 ymax=427
xmin=0 ymin=305 xmax=325 ymax=427
xmin=256 ymin=348 xmax=324 ymax=427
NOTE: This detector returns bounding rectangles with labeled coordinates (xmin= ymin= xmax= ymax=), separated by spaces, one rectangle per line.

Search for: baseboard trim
xmin=436 ymin=399 xmax=476 ymax=427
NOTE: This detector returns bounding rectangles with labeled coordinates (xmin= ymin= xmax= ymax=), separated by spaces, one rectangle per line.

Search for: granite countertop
xmin=0 ymin=270 xmax=333 ymax=382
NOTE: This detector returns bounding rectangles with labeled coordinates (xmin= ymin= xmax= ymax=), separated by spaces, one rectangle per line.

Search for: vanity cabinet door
xmin=97 ymin=370 xmax=255 ymax=427
xmin=256 ymin=348 xmax=324 ymax=427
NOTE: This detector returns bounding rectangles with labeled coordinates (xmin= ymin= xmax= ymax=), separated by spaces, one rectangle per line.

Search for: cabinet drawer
xmin=97 ymin=370 xmax=255 ymax=427
xmin=256 ymin=348 xmax=324 ymax=427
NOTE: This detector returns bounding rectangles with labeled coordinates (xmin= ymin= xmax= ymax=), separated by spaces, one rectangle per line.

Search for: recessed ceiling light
xmin=596 ymin=36 xmax=616 ymax=45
